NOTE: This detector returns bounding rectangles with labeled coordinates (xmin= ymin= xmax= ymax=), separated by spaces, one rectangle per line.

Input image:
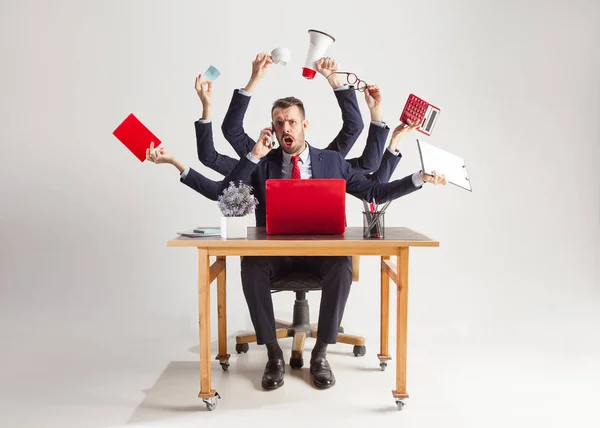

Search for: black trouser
xmin=240 ymin=256 xmax=353 ymax=345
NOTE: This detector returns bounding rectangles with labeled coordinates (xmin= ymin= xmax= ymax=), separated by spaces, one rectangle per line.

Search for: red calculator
xmin=399 ymin=94 xmax=441 ymax=136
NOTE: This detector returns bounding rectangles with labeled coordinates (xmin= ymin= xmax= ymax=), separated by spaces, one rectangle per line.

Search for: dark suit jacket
xmin=217 ymin=139 xmax=421 ymax=227
xmin=194 ymin=121 xmax=238 ymax=177
xmin=180 ymin=168 xmax=220 ymax=201
xmin=220 ymin=87 xmax=389 ymax=172
xmin=362 ymin=125 xmax=399 ymax=183
xmin=181 ymin=123 xmax=402 ymax=201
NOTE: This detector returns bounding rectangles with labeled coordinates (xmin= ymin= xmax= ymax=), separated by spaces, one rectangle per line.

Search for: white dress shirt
xmin=281 ymin=144 xmax=312 ymax=179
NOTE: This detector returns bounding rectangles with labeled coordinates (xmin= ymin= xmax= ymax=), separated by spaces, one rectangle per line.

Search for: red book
xmin=113 ymin=113 xmax=161 ymax=161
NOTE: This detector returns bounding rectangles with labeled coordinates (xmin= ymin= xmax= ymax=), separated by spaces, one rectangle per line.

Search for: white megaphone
xmin=302 ymin=29 xmax=335 ymax=79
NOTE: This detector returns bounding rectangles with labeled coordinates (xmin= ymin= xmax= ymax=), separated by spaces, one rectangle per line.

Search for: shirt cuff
xmin=387 ymin=147 xmax=401 ymax=156
xmin=371 ymin=121 xmax=386 ymax=128
xmin=198 ymin=119 xmax=211 ymax=123
xmin=245 ymin=152 xmax=260 ymax=164
xmin=238 ymin=88 xmax=252 ymax=97
xmin=333 ymin=84 xmax=350 ymax=91
xmin=412 ymin=171 xmax=425 ymax=187
xmin=180 ymin=167 xmax=190 ymax=180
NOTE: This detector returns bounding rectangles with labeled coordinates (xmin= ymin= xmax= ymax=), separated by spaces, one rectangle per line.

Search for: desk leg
xmin=197 ymin=249 xmax=218 ymax=410
xmin=392 ymin=247 xmax=409 ymax=410
xmin=378 ymin=255 xmax=392 ymax=371
xmin=215 ymin=256 xmax=230 ymax=370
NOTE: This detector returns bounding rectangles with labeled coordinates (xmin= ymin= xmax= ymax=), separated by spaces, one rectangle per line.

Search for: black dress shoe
xmin=262 ymin=358 xmax=285 ymax=390
xmin=310 ymin=357 xmax=336 ymax=389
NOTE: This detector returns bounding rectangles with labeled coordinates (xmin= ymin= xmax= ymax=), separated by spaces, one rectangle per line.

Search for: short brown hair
xmin=271 ymin=97 xmax=305 ymax=119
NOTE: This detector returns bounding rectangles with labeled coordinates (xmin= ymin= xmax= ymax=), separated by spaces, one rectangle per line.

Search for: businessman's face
xmin=272 ymin=106 xmax=308 ymax=155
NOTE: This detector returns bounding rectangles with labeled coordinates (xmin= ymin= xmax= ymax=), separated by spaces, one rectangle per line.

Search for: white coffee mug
xmin=271 ymin=47 xmax=291 ymax=66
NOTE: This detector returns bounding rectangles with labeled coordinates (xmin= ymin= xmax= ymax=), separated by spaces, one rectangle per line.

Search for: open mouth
xmin=283 ymin=136 xmax=294 ymax=146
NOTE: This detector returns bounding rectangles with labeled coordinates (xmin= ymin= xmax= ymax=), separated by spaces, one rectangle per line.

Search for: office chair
xmin=235 ymin=256 xmax=366 ymax=369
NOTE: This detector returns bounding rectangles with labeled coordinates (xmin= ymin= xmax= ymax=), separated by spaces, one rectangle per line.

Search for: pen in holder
xmin=363 ymin=210 xmax=385 ymax=239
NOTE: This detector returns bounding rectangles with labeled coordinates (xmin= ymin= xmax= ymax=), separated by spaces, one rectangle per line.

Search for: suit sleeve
xmin=345 ymin=122 xmax=389 ymax=174
xmin=368 ymin=149 xmax=401 ymax=183
xmin=194 ymin=120 xmax=239 ymax=176
xmin=221 ymin=89 xmax=257 ymax=158
xmin=324 ymin=87 xmax=364 ymax=157
xmin=217 ymin=155 xmax=260 ymax=196
xmin=339 ymin=153 xmax=421 ymax=203
xmin=180 ymin=168 xmax=221 ymax=201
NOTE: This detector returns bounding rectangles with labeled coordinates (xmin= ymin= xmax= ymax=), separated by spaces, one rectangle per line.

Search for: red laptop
xmin=265 ymin=179 xmax=346 ymax=235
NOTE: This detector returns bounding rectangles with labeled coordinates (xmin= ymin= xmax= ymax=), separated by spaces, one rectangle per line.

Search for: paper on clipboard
xmin=416 ymin=139 xmax=472 ymax=191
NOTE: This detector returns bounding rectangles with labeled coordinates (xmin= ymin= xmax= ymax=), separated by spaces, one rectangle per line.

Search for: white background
xmin=1 ymin=0 xmax=599 ymax=427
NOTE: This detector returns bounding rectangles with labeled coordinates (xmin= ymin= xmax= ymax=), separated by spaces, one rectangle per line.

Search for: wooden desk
xmin=167 ymin=227 xmax=438 ymax=411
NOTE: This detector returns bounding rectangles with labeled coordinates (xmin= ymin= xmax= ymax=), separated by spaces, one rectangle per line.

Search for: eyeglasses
xmin=326 ymin=71 xmax=369 ymax=92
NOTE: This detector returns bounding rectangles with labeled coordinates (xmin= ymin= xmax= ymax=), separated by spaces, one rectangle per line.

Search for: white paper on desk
xmin=416 ymin=139 xmax=472 ymax=191
xmin=177 ymin=230 xmax=221 ymax=238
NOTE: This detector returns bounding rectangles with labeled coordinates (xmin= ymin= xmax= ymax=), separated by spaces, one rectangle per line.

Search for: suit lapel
xmin=309 ymin=144 xmax=325 ymax=178
xmin=266 ymin=149 xmax=283 ymax=179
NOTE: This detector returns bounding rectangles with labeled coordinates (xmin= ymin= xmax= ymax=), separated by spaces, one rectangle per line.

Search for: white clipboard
xmin=416 ymin=139 xmax=472 ymax=192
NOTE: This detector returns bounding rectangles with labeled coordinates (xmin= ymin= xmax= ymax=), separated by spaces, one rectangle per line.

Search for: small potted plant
xmin=217 ymin=181 xmax=258 ymax=239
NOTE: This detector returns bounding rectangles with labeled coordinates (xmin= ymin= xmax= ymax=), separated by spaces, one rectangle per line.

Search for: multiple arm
xmin=147 ymin=56 xmax=447 ymax=204
xmin=193 ymin=74 xmax=239 ymax=176
xmin=221 ymin=54 xmax=365 ymax=161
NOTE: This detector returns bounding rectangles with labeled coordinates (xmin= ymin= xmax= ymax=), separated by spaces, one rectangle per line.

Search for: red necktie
xmin=291 ymin=155 xmax=301 ymax=179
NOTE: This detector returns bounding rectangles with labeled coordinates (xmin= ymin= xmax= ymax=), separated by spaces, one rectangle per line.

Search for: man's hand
xmin=315 ymin=57 xmax=339 ymax=75
xmin=244 ymin=53 xmax=273 ymax=93
xmin=195 ymin=73 xmax=212 ymax=106
xmin=388 ymin=119 xmax=421 ymax=152
xmin=146 ymin=142 xmax=174 ymax=164
xmin=251 ymin=127 xmax=274 ymax=159
xmin=420 ymin=170 xmax=448 ymax=186
xmin=365 ymin=84 xmax=383 ymax=122
xmin=146 ymin=142 xmax=186 ymax=173
xmin=364 ymin=85 xmax=381 ymax=110
xmin=316 ymin=57 xmax=343 ymax=89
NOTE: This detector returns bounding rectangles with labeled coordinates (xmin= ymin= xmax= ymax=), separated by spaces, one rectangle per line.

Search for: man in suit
xmin=216 ymin=96 xmax=447 ymax=391
xmin=192 ymin=54 xmax=369 ymax=181
xmin=221 ymin=53 xmax=384 ymax=172
xmin=146 ymin=113 xmax=418 ymax=200
xmin=146 ymin=113 xmax=421 ymax=200
xmin=154 ymin=64 xmax=404 ymax=200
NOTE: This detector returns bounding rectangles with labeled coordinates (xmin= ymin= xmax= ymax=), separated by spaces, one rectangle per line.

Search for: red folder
xmin=113 ymin=113 xmax=161 ymax=162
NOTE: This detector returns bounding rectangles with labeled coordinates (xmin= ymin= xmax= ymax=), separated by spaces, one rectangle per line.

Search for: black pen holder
xmin=362 ymin=211 xmax=385 ymax=239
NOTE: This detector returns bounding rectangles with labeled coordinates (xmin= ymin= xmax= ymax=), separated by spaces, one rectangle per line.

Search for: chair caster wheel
xmin=396 ymin=400 xmax=405 ymax=411
xmin=380 ymin=361 xmax=387 ymax=371
xmin=236 ymin=343 xmax=249 ymax=354
xmin=289 ymin=357 xmax=304 ymax=370
xmin=220 ymin=361 xmax=230 ymax=371
xmin=353 ymin=345 xmax=366 ymax=357
xmin=203 ymin=393 xmax=220 ymax=411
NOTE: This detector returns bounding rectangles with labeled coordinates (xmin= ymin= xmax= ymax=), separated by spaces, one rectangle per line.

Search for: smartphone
xmin=270 ymin=124 xmax=277 ymax=147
